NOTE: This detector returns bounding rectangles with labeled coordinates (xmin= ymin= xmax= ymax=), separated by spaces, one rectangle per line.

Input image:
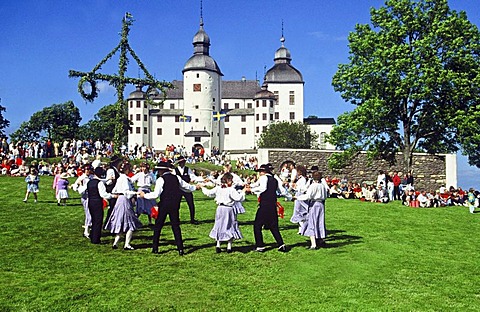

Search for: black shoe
xmin=278 ymin=244 xmax=287 ymax=252
xmin=178 ymin=249 xmax=185 ymax=256
xmin=190 ymin=220 xmax=199 ymax=225
xmin=216 ymin=247 xmax=222 ymax=253
xmin=226 ymin=248 xmax=233 ymax=254
xmin=152 ymin=248 xmax=159 ymax=254
xmin=307 ymin=246 xmax=318 ymax=250
xmin=112 ymin=245 xmax=118 ymax=250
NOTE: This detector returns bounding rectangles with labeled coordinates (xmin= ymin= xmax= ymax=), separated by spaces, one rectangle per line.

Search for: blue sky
xmin=1 ymin=0 xmax=479 ymax=189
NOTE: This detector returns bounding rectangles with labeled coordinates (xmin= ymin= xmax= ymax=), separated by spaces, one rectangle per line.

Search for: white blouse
xmin=202 ymin=186 xmax=245 ymax=206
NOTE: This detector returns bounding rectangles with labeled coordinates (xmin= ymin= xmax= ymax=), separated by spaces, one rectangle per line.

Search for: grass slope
xmin=0 ymin=176 xmax=479 ymax=311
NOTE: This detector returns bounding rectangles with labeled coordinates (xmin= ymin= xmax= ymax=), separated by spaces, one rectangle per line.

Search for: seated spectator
xmin=417 ymin=190 xmax=431 ymax=208
xmin=375 ymin=184 xmax=389 ymax=203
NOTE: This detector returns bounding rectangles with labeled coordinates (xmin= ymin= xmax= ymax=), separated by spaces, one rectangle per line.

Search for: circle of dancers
xmin=67 ymin=157 xmax=329 ymax=255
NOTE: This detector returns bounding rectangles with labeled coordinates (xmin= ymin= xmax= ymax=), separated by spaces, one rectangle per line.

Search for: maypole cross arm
xmin=68 ymin=12 xmax=173 ymax=103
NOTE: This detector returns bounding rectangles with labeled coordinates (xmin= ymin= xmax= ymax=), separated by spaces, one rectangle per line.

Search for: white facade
xmin=127 ymin=20 xmax=335 ymax=155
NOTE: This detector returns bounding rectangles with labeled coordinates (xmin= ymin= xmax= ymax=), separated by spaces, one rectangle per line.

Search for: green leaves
xmin=257 ymin=121 xmax=319 ymax=149
xmin=331 ymin=0 xmax=480 ymax=171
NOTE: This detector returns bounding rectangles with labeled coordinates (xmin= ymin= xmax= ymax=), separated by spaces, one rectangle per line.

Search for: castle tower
xmin=182 ymin=13 xmax=223 ymax=154
xmin=127 ymin=84 xmax=149 ymax=149
xmin=265 ymin=33 xmax=304 ymax=124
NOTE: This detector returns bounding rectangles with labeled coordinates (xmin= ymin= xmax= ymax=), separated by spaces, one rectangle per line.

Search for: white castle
xmin=127 ymin=17 xmax=335 ymax=155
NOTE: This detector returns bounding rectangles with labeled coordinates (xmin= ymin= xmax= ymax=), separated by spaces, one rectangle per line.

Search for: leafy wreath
xmin=78 ymin=76 xmax=98 ymax=102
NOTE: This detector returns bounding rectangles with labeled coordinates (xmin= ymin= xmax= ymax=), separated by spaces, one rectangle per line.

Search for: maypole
xmin=69 ymin=13 xmax=173 ymax=152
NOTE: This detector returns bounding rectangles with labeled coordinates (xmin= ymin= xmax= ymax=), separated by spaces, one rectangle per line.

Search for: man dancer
xmin=250 ymin=164 xmax=288 ymax=252
xmin=140 ymin=161 xmax=199 ymax=256
xmin=104 ymin=155 xmax=122 ymax=225
xmin=175 ymin=156 xmax=200 ymax=224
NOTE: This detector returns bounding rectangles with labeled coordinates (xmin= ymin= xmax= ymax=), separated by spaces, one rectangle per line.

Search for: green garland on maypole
xmin=69 ymin=13 xmax=173 ymax=151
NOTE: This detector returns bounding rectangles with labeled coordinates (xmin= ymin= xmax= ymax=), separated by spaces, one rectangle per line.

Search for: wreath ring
xmin=78 ymin=76 xmax=98 ymax=102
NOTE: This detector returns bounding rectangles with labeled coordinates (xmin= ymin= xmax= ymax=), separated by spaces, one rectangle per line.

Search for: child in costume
xmin=24 ymin=167 xmax=40 ymax=203
xmin=56 ymin=172 xmax=70 ymax=206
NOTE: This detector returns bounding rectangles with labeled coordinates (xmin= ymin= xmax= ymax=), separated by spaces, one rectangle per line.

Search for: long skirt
xmin=209 ymin=205 xmax=243 ymax=241
xmin=82 ymin=197 xmax=92 ymax=227
xmin=300 ymin=201 xmax=326 ymax=239
xmin=104 ymin=195 xmax=142 ymax=234
xmin=232 ymin=201 xmax=245 ymax=215
xmin=135 ymin=189 xmax=157 ymax=216
xmin=290 ymin=199 xmax=309 ymax=223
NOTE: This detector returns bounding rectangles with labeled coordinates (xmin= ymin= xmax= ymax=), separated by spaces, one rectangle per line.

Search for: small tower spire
xmin=280 ymin=19 xmax=285 ymax=47
xmin=200 ymin=0 xmax=204 ymax=27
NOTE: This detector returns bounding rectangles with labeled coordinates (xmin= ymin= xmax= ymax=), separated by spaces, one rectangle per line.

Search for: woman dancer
xmin=130 ymin=162 xmax=156 ymax=225
xmin=201 ymin=173 xmax=245 ymax=253
xmin=104 ymin=161 xmax=142 ymax=250
xmin=73 ymin=164 xmax=93 ymax=238
xmin=290 ymin=165 xmax=309 ymax=233
xmin=297 ymin=171 xmax=329 ymax=249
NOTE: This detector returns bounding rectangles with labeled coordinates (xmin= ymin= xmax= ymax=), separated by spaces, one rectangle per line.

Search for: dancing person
xmin=56 ymin=172 xmax=70 ymax=206
xmin=201 ymin=173 xmax=245 ymax=253
xmin=87 ymin=167 xmax=115 ymax=244
xmin=296 ymin=171 xmax=329 ymax=249
xmin=104 ymin=155 xmax=122 ymax=225
xmin=131 ymin=162 xmax=156 ymax=225
xmin=290 ymin=165 xmax=309 ymax=233
xmin=250 ymin=164 xmax=288 ymax=253
xmin=104 ymin=161 xmax=142 ymax=250
xmin=23 ymin=167 xmax=39 ymax=203
xmin=139 ymin=161 xmax=199 ymax=256
xmin=73 ymin=164 xmax=93 ymax=238
xmin=175 ymin=156 xmax=201 ymax=224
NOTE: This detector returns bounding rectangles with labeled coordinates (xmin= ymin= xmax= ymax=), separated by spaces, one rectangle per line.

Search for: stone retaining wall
xmin=257 ymin=149 xmax=456 ymax=191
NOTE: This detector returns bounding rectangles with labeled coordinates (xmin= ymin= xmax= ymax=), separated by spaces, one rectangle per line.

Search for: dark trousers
xmin=88 ymin=201 xmax=104 ymax=244
xmin=253 ymin=205 xmax=284 ymax=248
xmin=152 ymin=205 xmax=183 ymax=251
xmin=181 ymin=191 xmax=195 ymax=221
xmin=393 ymin=186 xmax=400 ymax=200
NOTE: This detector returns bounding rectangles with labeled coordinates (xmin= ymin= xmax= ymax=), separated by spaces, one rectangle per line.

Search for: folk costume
xmin=143 ymin=161 xmax=197 ymax=256
xmin=56 ymin=173 xmax=70 ymax=206
xmin=250 ymin=164 xmax=287 ymax=252
xmin=202 ymin=180 xmax=245 ymax=253
xmin=104 ymin=155 xmax=122 ymax=225
xmin=130 ymin=164 xmax=156 ymax=223
xmin=87 ymin=167 xmax=114 ymax=244
xmin=74 ymin=165 xmax=94 ymax=238
xmin=175 ymin=156 xmax=200 ymax=224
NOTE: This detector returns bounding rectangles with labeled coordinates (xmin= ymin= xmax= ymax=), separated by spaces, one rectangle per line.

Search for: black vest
xmin=105 ymin=167 xmax=120 ymax=193
xmin=87 ymin=179 xmax=103 ymax=206
xmin=260 ymin=174 xmax=278 ymax=206
xmin=159 ymin=173 xmax=182 ymax=209
xmin=175 ymin=166 xmax=191 ymax=183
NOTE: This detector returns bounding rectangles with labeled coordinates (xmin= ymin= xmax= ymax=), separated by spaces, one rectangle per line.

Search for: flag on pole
xmin=180 ymin=115 xmax=192 ymax=122
xmin=212 ymin=111 xmax=226 ymax=121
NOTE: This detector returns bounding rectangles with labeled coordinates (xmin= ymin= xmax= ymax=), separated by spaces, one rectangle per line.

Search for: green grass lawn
xmin=1 ymin=175 xmax=479 ymax=311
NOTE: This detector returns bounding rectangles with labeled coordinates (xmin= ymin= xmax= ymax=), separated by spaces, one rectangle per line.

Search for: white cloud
xmin=96 ymin=81 xmax=116 ymax=94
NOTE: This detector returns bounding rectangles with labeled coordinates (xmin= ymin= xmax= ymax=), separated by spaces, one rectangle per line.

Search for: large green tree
xmin=257 ymin=121 xmax=319 ymax=149
xmin=10 ymin=101 xmax=81 ymax=143
xmin=78 ymin=103 xmax=120 ymax=142
xmin=0 ymin=104 xmax=10 ymax=138
xmin=330 ymin=0 xmax=480 ymax=172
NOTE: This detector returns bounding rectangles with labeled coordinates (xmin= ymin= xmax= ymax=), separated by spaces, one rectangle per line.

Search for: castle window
xmin=129 ymin=101 xmax=133 ymax=108
xmin=175 ymin=116 xmax=180 ymax=122
xmin=195 ymin=105 xmax=199 ymax=109
xmin=270 ymin=100 xmax=274 ymax=107
xmin=289 ymin=91 xmax=295 ymax=105
xmin=225 ymin=116 xmax=230 ymax=122
xmin=144 ymin=115 xmax=147 ymax=122
xmin=195 ymin=137 xmax=201 ymax=142
xmin=256 ymin=114 xmax=259 ymax=121
xmin=224 ymin=103 xmax=229 ymax=109
xmin=170 ymin=103 xmax=175 ymax=109
xmin=241 ymin=116 xmax=246 ymax=122
xmin=144 ymin=103 xmax=147 ymax=108
xmin=136 ymin=127 xmax=140 ymax=134
xmin=144 ymin=127 xmax=147 ymax=134
xmin=263 ymin=126 xmax=267 ymax=132
xmin=136 ymin=114 xmax=141 ymax=121
xmin=213 ymin=98 xmax=215 ymax=102
xmin=129 ymin=114 xmax=133 ymax=121
xmin=247 ymin=103 xmax=252 ymax=108
xmin=262 ymin=113 xmax=267 ymax=120
xmin=196 ymin=73 xmax=200 ymax=78
xmin=157 ymin=116 xmax=162 ymax=122
xmin=270 ymin=114 xmax=273 ymax=121
xmin=193 ymin=83 xmax=201 ymax=92
xmin=262 ymin=100 xmax=266 ymax=107
xmin=289 ymin=112 xmax=295 ymax=120
xmin=275 ymin=112 xmax=279 ymax=120
xmin=241 ymin=128 xmax=246 ymax=135
xmin=256 ymin=100 xmax=259 ymax=108
xmin=256 ymin=127 xmax=259 ymax=133
xmin=195 ymin=118 xmax=199 ymax=123
xmin=235 ymin=103 xmax=240 ymax=109
xmin=136 ymin=101 xmax=141 ymax=108
xmin=175 ymin=128 xmax=180 ymax=135
xmin=157 ymin=128 xmax=162 ymax=135
xmin=224 ymin=128 xmax=229 ymax=135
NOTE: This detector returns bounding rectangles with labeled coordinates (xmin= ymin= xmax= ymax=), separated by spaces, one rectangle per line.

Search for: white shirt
xmin=297 ymin=181 xmax=329 ymax=202
xmin=112 ymin=174 xmax=137 ymax=199
xmin=176 ymin=165 xmax=204 ymax=183
xmin=202 ymin=186 xmax=245 ymax=206
xmin=144 ymin=172 xmax=196 ymax=200
xmin=250 ymin=174 xmax=288 ymax=198
xmin=130 ymin=171 xmax=155 ymax=189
